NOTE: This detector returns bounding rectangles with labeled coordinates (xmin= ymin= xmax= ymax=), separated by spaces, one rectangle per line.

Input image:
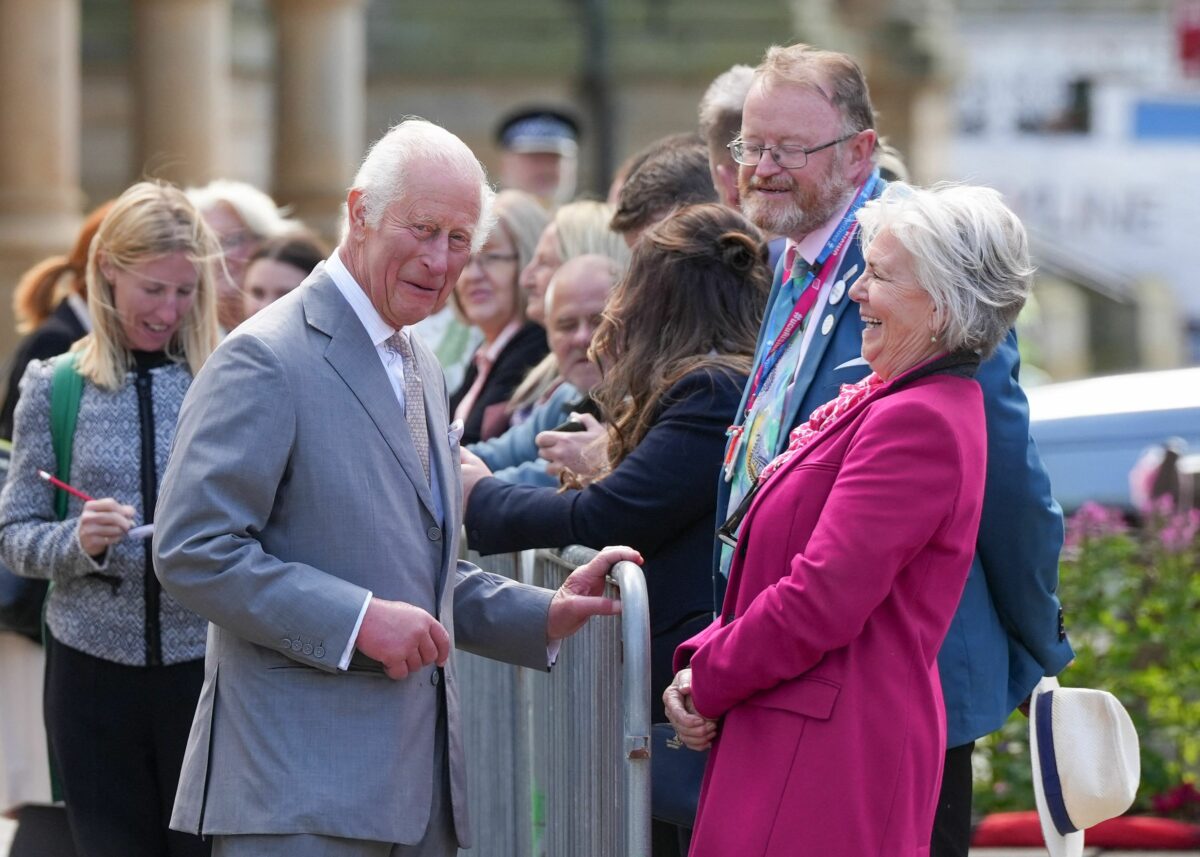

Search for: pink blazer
xmin=676 ymin=369 xmax=987 ymax=857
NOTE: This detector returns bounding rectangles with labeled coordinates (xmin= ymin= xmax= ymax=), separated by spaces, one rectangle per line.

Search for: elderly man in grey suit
xmin=153 ymin=118 xmax=639 ymax=857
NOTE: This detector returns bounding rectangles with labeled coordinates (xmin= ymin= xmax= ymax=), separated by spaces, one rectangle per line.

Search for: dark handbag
xmin=651 ymin=722 xmax=708 ymax=828
xmin=0 ymin=567 xmax=48 ymax=641
xmin=0 ymin=438 xmax=47 ymax=641
xmin=0 ymin=353 xmax=83 ymax=645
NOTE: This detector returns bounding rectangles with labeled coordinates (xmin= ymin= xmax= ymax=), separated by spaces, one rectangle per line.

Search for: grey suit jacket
xmin=154 ymin=266 xmax=554 ymax=845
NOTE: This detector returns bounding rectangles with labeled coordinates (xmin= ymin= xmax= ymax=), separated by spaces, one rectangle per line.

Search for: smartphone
xmin=549 ymin=416 xmax=587 ymax=433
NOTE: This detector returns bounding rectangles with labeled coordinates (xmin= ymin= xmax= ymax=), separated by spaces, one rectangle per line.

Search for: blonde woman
xmin=0 ymin=181 xmax=219 ymax=857
xmin=448 ymin=189 xmax=550 ymax=443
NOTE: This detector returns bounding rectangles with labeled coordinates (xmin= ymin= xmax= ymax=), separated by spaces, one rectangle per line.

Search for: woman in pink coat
xmin=665 ymin=183 xmax=1037 ymax=857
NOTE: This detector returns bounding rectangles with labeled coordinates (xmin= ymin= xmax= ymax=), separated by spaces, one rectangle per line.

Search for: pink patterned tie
xmin=388 ymin=331 xmax=431 ymax=485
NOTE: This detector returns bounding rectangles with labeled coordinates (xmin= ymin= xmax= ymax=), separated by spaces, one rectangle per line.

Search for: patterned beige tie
xmin=387 ymin=331 xmax=431 ymax=485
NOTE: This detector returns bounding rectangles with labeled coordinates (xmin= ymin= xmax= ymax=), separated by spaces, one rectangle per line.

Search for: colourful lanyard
xmin=741 ymin=171 xmax=880 ymax=417
xmin=722 ymin=171 xmax=880 ymax=482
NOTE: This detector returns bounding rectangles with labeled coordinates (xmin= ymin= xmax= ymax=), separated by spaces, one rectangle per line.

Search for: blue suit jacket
xmin=714 ymin=214 xmax=1075 ymax=746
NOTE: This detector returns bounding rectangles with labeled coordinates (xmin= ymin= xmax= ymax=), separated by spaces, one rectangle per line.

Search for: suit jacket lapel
xmin=782 ymin=241 xmax=866 ymax=433
xmin=782 ymin=179 xmax=885 ymax=435
xmin=304 ymin=276 xmax=439 ymax=519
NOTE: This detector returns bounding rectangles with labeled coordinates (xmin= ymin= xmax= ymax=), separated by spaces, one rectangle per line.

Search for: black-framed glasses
xmin=728 ymin=132 xmax=857 ymax=170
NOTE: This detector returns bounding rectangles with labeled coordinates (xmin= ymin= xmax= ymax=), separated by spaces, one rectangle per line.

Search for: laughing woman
xmin=0 ymin=181 xmax=219 ymax=857
xmin=665 ymin=184 xmax=1035 ymax=857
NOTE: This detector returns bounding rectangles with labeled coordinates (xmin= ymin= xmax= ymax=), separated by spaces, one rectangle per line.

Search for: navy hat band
xmin=1036 ymin=689 xmax=1080 ymax=836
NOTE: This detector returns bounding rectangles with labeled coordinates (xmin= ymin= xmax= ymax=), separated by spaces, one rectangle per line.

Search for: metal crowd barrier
xmin=456 ymin=546 xmax=651 ymax=857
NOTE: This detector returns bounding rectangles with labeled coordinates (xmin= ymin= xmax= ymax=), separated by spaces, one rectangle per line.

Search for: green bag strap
xmin=50 ymin=351 xmax=84 ymax=521
xmin=47 ymin=351 xmax=83 ymax=804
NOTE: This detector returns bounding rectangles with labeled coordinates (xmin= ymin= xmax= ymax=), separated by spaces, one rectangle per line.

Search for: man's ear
xmin=346 ymin=189 xmax=367 ymax=240
xmin=714 ymin=162 xmax=740 ymax=208
xmin=846 ymin=129 xmax=878 ymax=179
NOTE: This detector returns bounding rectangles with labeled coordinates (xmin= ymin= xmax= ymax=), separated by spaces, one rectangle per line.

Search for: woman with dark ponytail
xmin=461 ymin=203 xmax=769 ymax=853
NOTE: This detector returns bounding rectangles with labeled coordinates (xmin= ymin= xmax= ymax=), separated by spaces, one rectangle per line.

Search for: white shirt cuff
xmin=339 ymin=592 xmax=373 ymax=670
xmin=547 ymin=638 xmax=562 ymax=668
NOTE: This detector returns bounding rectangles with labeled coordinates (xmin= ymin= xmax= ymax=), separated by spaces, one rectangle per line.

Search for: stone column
xmin=0 ymin=0 xmax=83 ymax=354
xmin=1136 ymin=278 xmax=1185 ymax=370
xmin=272 ymin=0 xmax=365 ymax=241
xmin=132 ymin=0 xmax=230 ymax=187
xmin=1034 ymin=277 xmax=1091 ymax=381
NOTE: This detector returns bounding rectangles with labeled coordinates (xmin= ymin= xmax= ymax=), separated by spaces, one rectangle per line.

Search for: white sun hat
xmin=1029 ymin=675 xmax=1141 ymax=857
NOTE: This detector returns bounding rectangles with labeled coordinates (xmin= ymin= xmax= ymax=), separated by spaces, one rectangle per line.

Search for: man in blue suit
xmin=712 ymin=43 xmax=1075 ymax=857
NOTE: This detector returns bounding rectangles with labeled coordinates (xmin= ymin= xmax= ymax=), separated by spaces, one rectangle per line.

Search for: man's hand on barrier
xmin=545 ymin=545 xmax=642 ymax=641
xmin=664 ymin=668 xmax=717 ymax=751
xmin=356 ymin=597 xmax=451 ymax=680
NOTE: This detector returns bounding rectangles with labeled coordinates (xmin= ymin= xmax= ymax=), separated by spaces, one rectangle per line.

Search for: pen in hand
xmin=37 ymin=470 xmax=154 ymax=541
xmin=38 ymin=470 xmax=95 ymax=502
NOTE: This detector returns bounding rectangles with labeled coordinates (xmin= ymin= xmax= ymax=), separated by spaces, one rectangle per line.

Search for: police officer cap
xmin=496 ymin=107 xmax=580 ymax=156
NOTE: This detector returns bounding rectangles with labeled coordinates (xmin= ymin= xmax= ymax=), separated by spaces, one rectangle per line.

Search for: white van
xmin=1027 ymin=367 xmax=1200 ymax=513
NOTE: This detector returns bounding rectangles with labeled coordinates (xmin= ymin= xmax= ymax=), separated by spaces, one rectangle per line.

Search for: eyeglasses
xmin=728 ymin=132 xmax=857 ymax=170
xmin=467 ymin=251 xmax=518 ymax=270
xmin=219 ymin=230 xmax=256 ymax=252
xmin=715 ymin=479 xmax=762 ymax=549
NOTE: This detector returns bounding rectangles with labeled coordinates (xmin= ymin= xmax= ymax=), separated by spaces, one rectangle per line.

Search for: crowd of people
xmin=0 ymin=39 xmax=1078 ymax=857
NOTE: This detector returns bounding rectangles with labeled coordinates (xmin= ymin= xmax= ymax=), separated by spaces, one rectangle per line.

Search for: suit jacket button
xmin=291 ymin=639 xmax=302 ymax=652
xmin=303 ymin=643 xmax=313 ymax=655
xmin=430 ymin=669 xmax=442 ymax=686
xmin=427 ymin=526 xmax=442 ymax=541
xmin=314 ymin=646 xmax=325 ymax=659
xmin=281 ymin=637 xmax=291 ymax=649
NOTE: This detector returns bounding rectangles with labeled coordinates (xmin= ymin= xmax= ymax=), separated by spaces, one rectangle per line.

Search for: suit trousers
xmin=43 ymin=633 xmax=208 ymax=857
xmin=930 ymin=740 xmax=976 ymax=857
xmin=212 ymin=683 xmax=455 ymax=857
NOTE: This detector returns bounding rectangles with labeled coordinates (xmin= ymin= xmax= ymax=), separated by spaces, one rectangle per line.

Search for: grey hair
xmin=856 ymin=182 xmax=1035 ymax=359
xmin=186 ymin=179 xmax=300 ymax=239
xmin=698 ymin=64 xmax=755 ymax=160
xmin=343 ymin=116 xmax=497 ymax=252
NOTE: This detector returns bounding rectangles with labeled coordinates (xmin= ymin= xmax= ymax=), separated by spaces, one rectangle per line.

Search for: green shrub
xmin=972 ymin=500 xmax=1200 ymax=819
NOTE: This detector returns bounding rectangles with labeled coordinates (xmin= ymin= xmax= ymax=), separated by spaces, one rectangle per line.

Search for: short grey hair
xmin=698 ymin=64 xmax=755 ymax=163
xmin=344 ymin=116 xmax=496 ymax=252
xmin=756 ymin=43 xmax=877 ymax=144
xmin=856 ymin=182 xmax=1035 ymax=359
xmin=186 ymin=179 xmax=300 ymax=239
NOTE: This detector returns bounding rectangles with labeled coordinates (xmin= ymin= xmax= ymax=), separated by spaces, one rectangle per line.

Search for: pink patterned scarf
xmin=757 ymin=372 xmax=885 ymax=483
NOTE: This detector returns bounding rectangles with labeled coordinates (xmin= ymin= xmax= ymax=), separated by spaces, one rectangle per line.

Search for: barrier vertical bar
xmin=612 ymin=559 xmax=652 ymax=857
xmin=458 ymin=545 xmax=651 ymax=856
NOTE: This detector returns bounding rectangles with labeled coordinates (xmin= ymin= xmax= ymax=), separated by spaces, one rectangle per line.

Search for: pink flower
xmin=1157 ymin=508 xmax=1200 ymax=554
xmin=1065 ymin=501 xmax=1129 ymax=548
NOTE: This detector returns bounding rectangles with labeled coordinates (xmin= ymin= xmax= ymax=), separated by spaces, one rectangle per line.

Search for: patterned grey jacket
xmin=0 ymin=355 xmax=207 ymax=666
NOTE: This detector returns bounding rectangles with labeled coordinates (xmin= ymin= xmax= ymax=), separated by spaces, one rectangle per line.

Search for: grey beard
xmin=743 ymin=176 xmax=855 ymax=240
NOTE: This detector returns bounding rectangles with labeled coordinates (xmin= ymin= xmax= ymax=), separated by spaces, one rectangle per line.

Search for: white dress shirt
xmin=325 ymin=251 xmax=446 ymax=669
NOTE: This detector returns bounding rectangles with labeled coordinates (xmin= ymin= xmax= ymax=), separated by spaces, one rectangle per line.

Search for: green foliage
xmin=973 ymin=501 xmax=1200 ymax=818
